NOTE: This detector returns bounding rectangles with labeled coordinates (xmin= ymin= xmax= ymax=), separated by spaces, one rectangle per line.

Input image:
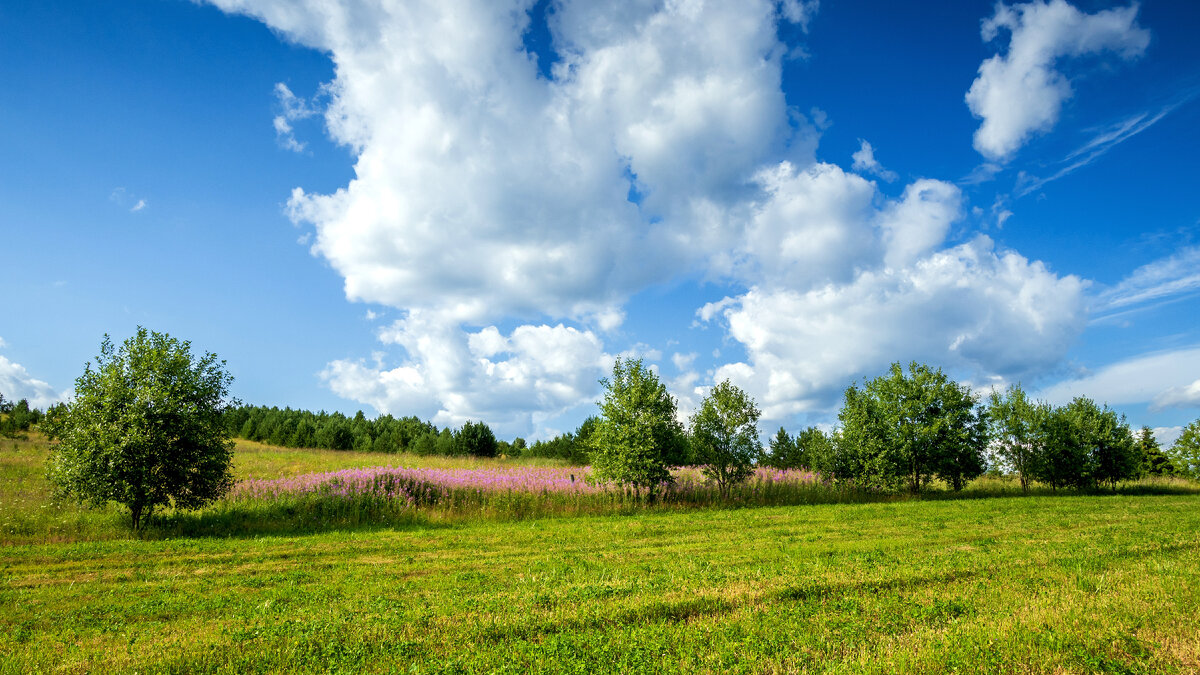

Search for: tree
xmin=457 ymin=420 xmax=498 ymax=457
xmin=1170 ymin=420 xmax=1200 ymax=480
xmin=588 ymin=357 xmax=683 ymax=497
xmin=764 ymin=427 xmax=799 ymax=469
xmin=1137 ymin=426 xmax=1176 ymax=477
xmin=837 ymin=362 xmax=986 ymax=493
xmin=690 ymin=380 xmax=762 ymax=498
xmin=1037 ymin=397 xmax=1137 ymax=490
xmin=796 ymin=426 xmax=833 ymax=472
xmin=985 ymin=384 xmax=1048 ymax=492
xmin=44 ymin=328 xmax=236 ymax=530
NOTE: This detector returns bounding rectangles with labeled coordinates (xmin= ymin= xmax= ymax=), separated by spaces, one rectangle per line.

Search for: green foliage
xmin=588 ymin=358 xmax=683 ymax=496
xmin=689 ymin=380 xmax=761 ymax=498
xmin=764 ymin=427 xmax=799 ymax=469
xmin=0 ymin=394 xmax=44 ymax=437
xmin=43 ymin=328 xmax=236 ymax=530
xmin=1037 ymin=398 xmax=1137 ymax=490
xmin=796 ymin=426 xmax=833 ymax=472
xmin=985 ymin=384 xmax=1047 ymax=492
xmin=1135 ymin=426 xmax=1174 ymax=477
xmin=225 ymin=404 xmax=437 ymax=454
xmin=836 ymin=362 xmax=986 ymax=493
xmin=1170 ymin=419 xmax=1200 ymax=479
xmin=763 ymin=426 xmax=829 ymax=471
xmin=456 ymin=420 xmax=498 ymax=458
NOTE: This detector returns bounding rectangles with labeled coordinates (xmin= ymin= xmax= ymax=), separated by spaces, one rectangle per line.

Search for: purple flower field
xmin=229 ymin=464 xmax=825 ymax=511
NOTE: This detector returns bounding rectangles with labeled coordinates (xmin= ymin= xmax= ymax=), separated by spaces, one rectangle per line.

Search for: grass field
xmin=3 ymin=435 xmax=1199 ymax=673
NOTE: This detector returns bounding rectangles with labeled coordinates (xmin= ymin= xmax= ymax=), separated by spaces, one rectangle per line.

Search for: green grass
xmin=3 ymin=496 xmax=1199 ymax=673
xmin=231 ymin=438 xmax=573 ymax=480
xmin=3 ymin=435 xmax=1200 ymax=672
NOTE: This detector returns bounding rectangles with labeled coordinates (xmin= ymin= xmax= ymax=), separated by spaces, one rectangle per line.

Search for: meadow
xmin=2 ymin=435 xmax=1199 ymax=673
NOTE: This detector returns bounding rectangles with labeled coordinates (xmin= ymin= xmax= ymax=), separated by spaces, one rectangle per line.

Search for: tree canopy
xmin=588 ymin=357 xmax=684 ymax=497
xmin=1171 ymin=420 xmax=1200 ymax=480
xmin=836 ymin=362 xmax=986 ymax=493
xmin=44 ymin=328 xmax=237 ymax=530
xmin=690 ymin=380 xmax=761 ymax=497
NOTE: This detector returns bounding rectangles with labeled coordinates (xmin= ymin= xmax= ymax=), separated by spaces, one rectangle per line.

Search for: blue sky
xmin=1 ymin=0 xmax=1198 ymax=444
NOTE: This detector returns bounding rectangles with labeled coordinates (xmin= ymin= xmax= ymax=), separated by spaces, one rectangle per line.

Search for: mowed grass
xmin=2 ymin=496 xmax=1199 ymax=673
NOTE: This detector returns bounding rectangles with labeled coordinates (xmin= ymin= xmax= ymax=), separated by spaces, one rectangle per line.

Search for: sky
xmin=1 ymin=0 xmax=1198 ymax=445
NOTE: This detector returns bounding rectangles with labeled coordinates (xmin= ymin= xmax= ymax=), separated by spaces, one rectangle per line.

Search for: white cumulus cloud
xmin=0 ymin=353 xmax=64 ymax=411
xmin=705 ymin=236 xmax=1087 ymax=421
xmin=965 ymin=0 xmax=1149 ymax=161
xmin=206 ymin=0 xmax=1097 ymax=431
xmin=322 ymin=313 xmax=610 ymax=435
xmin=209 ymin=0 xmax=811 ymax=327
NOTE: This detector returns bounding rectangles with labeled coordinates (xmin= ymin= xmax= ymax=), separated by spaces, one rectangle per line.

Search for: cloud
xmin=109 ymin=187 xmax=148 ymax=213
xmin=1093 ymin=246 xmax=1200 ymax=315
xmin=208 ymin=0 xmax=1093 ymax=431
xmin=0 ymin=353 xmax=63 ymax=411
xmin=850 ymin=139 xmax=897 ymax=182
xmin=779 ymin=0 xmax=820 ymax=32
xmin=1034 ymin=346 xmax=1200 ymax=410
xmin=322 ymin=313 xmax=610 ymax=435
xmin=210 ymin=0 xmax=814 ymax=327
xmin=273 ymin=82 xmax=319 ymax=153
xmin=1153 ymin=426 xmax=1183 ymax=449
xmin=704 ymin=236 xmax=1087 ymax=421
xmin=1016 ymin=105 xmax=1177 ymax=196
xmin=965 ymin=0 xmax=1149 ymax=161
xmin=1153 ymin=379 xmax=1200 ymax=411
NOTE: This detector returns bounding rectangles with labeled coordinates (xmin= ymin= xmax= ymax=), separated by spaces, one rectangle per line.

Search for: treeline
xmin=759 ymin=363 xmax=1189 ymax=492
xmin=223 ymin=404 xmax=596 ymax=462
xmin=0 ymin=394 xmax=45 ymax=437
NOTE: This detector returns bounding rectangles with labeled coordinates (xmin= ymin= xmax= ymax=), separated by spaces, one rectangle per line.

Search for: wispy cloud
xmin=109 ymin=187 xmax=148 ymax=213
xmin=1093 ymin=246 xmax=1200 ymax=316
xmin=1017 ymin=104 xmax=1178 ymax=196
xmin=273 ymin=82 xmax=320 ymax=153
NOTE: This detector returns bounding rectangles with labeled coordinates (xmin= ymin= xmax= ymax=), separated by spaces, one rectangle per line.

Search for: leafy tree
xmin=1037 ymin=398 xmax=1137 ymax=490
xmin=1137 ymin=426 xmax=1176 ymax=477
xmin=985 ymin=384 xmax=1047 ymax=492
xmin=43 ymin=328 xmax=236 ymax=530
xmin=796 ymin=426 xmax=833 ymax=473
xmin=690 ymin=380 xmax=762 ymax=498
xmin=837 ymin=362 xmax=985 ymax=493
xmin=457 ymin=420 xmax=498 ymax=457
xmin=435 ymin=428 xmax=457 ymax=456
xmin=588 ymin=357 xmax=683 ymax=497
xmin=1170 ymin=420 xmax=1200 ymax=480
xmin=828 ymin=388 xmax=891 ymax=489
